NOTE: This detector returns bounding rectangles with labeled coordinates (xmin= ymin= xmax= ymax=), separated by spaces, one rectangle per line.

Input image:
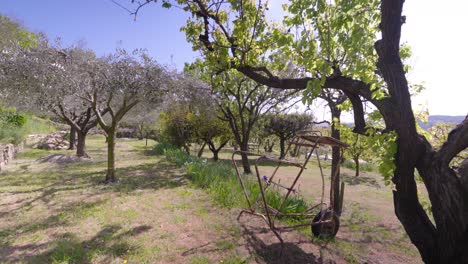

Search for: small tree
xmin=264 ymin=113 xmax=313 ymax=159
xmin=124 ymin=104 xmax=160 ymax=145
xmin=190 ymin=110 xmax=231 ymax=161
xmin=159 ymin=103 xmax=193 ymax=153
xmin=86 ymin=49 xmax=167 ymax=183
xmin=209 ymin=70 xmax=299 ymax=173
xmin=340 ymin=126 xmax=368 ymax=177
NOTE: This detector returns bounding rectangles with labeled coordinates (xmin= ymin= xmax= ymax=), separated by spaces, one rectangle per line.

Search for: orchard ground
xmin=0 ymin=136 xmax=422 ymax=263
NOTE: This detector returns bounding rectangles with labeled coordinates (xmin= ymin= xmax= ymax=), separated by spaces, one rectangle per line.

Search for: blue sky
xmin=0 ymin=0 xmax=197 ymax=69
xmin=1 ymin=0 xmax=467 ymax=117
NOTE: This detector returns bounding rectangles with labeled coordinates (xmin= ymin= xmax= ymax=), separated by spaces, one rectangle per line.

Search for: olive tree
xmin=205 ymin=70 xmax=299 ymax=174
xmin=2 ymin=41 xmax=109 ymax=157
xmin=85 ymin=49 xmax=167 ymax=183
xmin=264 ymin=113 xmax=313 ymax=159
xmin=190 ymin=109 xmax=231 ymax=161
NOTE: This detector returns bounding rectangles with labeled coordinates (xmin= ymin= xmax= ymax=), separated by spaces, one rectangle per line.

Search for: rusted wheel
xmin=311 ymin=209 xmax=340 ymax=238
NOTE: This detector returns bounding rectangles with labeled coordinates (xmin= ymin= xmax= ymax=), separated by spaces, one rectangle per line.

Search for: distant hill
xmin=419 ymin=115 xmax=466 ymax=130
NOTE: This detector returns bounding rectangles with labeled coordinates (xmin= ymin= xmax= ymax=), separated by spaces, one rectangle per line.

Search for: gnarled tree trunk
xmin=240 ymin=142 xmax=251 ymax=174
xmin=68 ymin=126 xmax=76 ymax=150
xmin=376 ymin=1 xmax=468 ymax=262
xmin=197 ymin=142 xmax=206 ymax=158
xmin=207 ymin=140 xmax=228 ymax=161
xmin=330 ymin=106 xmax=343 ymax=215
xmin=105 ymin=129 xmax=116 ymax=183
xmin=279 ymin=137 xmax=286 ymax=159
xmin=76 ymin=131 xmax=88 ymax=158
xmin=353 ymin=156 xmax=360 ymax=177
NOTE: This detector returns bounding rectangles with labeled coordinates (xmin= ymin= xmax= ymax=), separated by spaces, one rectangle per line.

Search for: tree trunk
xmin=212 ymin=149 xmax=219 ymax=161
xmin=354 ymin=156 xmax=360 ymax=177
xmin=279 ymin=137 xmax=286 ymax=159
xmin=105 ymin=130 xmax=116 ymax=183
xmin=264 ymin=139 xmax=274 ymax=152
xmin=183 ymin=145 xmax=190 ymax=154
xmin=197 ymin=142 xmax=206 ymax=158
xmin=68 ymin=126 xmax=76 ymax=150
xmin=76 ymin=131 xmax=88 ymax=158
xmin=240 ymin=143 xmax=251 ymax=174
xmin=375 ymin=1 xmax=468 ymax=262
xmin=330 ymin=107 xmax=342 ymax=215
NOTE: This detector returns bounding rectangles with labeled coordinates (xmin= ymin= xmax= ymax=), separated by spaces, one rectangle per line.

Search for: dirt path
xmin=0 ymin=137 xmax=422 ymax=263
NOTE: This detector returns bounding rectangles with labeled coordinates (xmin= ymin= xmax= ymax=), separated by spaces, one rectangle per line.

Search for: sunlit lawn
xmin=0 ymin=136 xmax=422 ymax=263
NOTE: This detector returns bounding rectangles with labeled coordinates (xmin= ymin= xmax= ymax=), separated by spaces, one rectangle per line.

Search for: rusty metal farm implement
xmin=232 ymin=131 xmax=348 ymax=246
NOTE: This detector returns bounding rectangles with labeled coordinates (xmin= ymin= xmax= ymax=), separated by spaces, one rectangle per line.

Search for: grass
xmin=175 ymin=145 xmax=423 ymax=263
xmin=24 ymin=116 xmax=59 ymax=135
xmin=0 ymin=136 xmax=257 ymax=263
xmin=161 ymin=146 xmax=311 ymax=217
xmin=0 ymin=115 xmax=58 ymax=145
xmin=342 ymin=159 xmax=375 ymax=173
xmin=0 ymin=136 xmax=423 ymax=263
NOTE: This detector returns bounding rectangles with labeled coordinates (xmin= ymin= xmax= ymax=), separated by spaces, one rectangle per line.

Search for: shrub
xmin=165 ymin=148 xmax=309 ymax=217
xmin=152 ymin=142 xmax=177 ymax=155
xmin=0 ymin=106 xmax=29 ymax=144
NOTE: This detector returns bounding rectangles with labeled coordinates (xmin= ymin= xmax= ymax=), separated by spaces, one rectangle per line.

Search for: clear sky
xmin=1 ymin=0 xmax=467 ymax=117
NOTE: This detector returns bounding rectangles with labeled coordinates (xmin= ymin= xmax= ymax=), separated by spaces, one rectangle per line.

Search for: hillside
xmin=419 ymin=115 xmax=465 ymax=130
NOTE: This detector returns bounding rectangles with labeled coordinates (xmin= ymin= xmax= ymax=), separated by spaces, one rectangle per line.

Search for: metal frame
xmin=232 ymin=130 xmax=348 ymax=247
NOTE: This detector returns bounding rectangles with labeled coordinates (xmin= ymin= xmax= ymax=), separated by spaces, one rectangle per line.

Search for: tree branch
xmin=437 ymin=116 xmax=468 ymax=166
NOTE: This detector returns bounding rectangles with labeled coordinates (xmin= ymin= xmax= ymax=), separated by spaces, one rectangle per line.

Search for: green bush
xmin=153 ymin=142 xmax=177 ymax=155
xmin=0 ymin=106 xmax=29 ymax=144
xmin=165 ymin=148 xmax=309 ymax=216
xmin=0 ymin=125 xmax=28 ymax=145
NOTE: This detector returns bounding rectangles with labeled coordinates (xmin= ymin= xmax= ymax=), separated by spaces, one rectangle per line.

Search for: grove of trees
xmin=134 ymin=0 xmax=468 ymax=262
xmin=2 ymin=0 xmax=468 ymax=261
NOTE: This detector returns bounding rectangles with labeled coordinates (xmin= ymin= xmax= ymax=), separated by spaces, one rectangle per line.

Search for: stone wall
xmin=0 ymin=143 xmax=23 ymax=171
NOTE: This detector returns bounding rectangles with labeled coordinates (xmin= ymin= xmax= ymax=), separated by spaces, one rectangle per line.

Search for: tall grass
xmin=24 ymin=116 xmax=58 ymax=134
xmin=0 ymin=116 xmax=58 ymax=145
xmin=161 ymin=146 xmax=309 ymax=217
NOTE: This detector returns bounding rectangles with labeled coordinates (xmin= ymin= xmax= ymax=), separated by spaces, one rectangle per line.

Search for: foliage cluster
xmin=159 ymin=100 xmax=231 ymax=159
xmin=0 ymin=106 xmax=28 ymax=144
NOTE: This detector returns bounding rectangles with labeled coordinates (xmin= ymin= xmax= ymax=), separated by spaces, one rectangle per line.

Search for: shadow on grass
xmin=341 ymin=174 xmax=381 ymax=188
xmin=239 ymin=223 xmax=321 ymax=264
xmin=6 ymin=224 xmax=151 ymax=263
xmin=108 ymin=160 xmax=187 ymax=193
xmin=0 ymin=159 xmax=186 ymax=217
xmin=0 ymin=199 xmax=109 ymax=261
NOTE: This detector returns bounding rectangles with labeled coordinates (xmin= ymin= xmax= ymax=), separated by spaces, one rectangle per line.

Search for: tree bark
xmin=279 ymin=137 xmax=286 ymax=159
xmin=105 ymin=129 xmax=116 ymax=183
xmin=240 ymin=142 xmax=251 ymax=174
xmin=212 ymin=149 xmax=219 ymax=161
xmin=264 ymin=139 xmax=274 ymax=152
xmin=76 ymin=131 xmax=88 ymax=158
xmin=68 ymin=126 xmax=76 ymax=150
xmin=374 ymin=1 xmax=468 ymax=262
xmin=197 ymin=142 xmax=206 ymax=158
xmin=330 ymin=107 xmax=342 ymax=215
xmin=354 ymin=156 xmax=360 ymax=177
xmin=207 ymin=140 xmax=228 ymax=162
xmin=183 ymin=145 xmax=190 ymax=154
